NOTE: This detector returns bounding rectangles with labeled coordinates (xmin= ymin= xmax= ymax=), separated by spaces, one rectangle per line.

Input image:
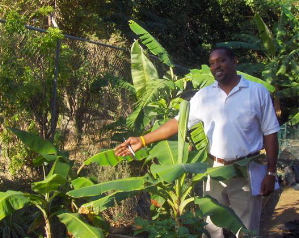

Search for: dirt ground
xmin=260 ymin=186 xmax=299 ymax=237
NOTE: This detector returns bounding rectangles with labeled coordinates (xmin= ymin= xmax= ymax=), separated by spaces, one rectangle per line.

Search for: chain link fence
xmin=278 ymin=124 xmax=299 ymax=168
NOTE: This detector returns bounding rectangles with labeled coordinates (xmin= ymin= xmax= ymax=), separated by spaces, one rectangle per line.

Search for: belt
xmin=208 ymin=152 xmax=260 ymax=165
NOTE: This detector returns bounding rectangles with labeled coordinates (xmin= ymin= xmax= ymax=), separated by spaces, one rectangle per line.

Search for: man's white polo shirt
xmin=187 ymin=75 xmax=280 ymax=160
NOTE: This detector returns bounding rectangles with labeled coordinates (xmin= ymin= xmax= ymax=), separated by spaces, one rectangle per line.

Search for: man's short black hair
xmin=211 ymin=46 xmax=235 ymax=59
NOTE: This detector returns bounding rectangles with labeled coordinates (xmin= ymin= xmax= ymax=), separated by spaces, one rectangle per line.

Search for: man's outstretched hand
xmin=114 ymin=137 xmax=143 ymax=157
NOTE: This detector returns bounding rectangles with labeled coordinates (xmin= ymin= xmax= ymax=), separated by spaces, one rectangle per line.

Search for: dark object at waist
xmin=208 ymin=152 xmax=260 ymax=165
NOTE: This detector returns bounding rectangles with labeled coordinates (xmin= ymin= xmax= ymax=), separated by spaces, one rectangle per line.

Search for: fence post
xmin=50 ymin=39 xmax=61 ymax=143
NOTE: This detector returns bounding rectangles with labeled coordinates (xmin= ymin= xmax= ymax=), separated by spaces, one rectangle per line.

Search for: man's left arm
xmin=260 ymin=132 xmax=279 ymax=196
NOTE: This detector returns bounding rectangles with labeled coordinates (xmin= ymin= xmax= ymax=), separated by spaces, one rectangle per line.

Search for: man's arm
xmin=114 ymin=118 xmax=179 ymax=156
xmin=260 ymin=132 xmax=279 ymax=196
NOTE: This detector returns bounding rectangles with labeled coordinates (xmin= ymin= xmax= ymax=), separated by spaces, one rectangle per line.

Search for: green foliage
xmin=4 ymin=10 xmax=26 ymax=34
xmin=129 ymin=20 xmax=174 ymax=68
xmin=0 ymin=128 xmax=112 ymax=238
xmin=134 ymin=211 xmax=206 ymax=238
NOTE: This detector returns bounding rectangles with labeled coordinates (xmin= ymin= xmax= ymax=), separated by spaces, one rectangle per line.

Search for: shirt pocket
xmin=236 ymin=110 xmax=257 ymax=131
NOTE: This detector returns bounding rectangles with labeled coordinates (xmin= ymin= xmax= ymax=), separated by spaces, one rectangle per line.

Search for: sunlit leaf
xmin=195 ymin=195 xmax=245 ymax=234
xmin=57 ymin=211 xmax=104 ymax=238
xmin=0 ymin=191 xmax=30 ymax=220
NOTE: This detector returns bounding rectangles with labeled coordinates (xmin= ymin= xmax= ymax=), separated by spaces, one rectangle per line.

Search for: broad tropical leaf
xmin=32 ymin=174 xmax=67 ymax=195
xmin=288 ymin=112 xmax=299 ymax=126
xmin=47 ymin=156 xmax=71 ymax=179
xmin=57 ymin=211 xmax=104 ymax=238
xmin=78 ymin=191 xmax=139 ymax=214
xmin=149 ymin=140 xmax=179 ymax=165
xmin=151 ymin=163 xmax=208 ymax=183
xmin=186 ymin=66 xmax=214 ymax=89
xmin=71 ymin=177 xmax=96 ymax=190
xmin=67 ymin=177 xmax=146 ymax=198
xmin=189 ymin=121 xmax=209 ymax=151
xmin=138 ymin=79 xmax=175 ymax=108
xmin=131 ymin=40 xmax=159 ymax=97
xmin=127 ymin=79 xmax=175 ymax=128
xmin=9 ymin=128 xmax=57 ymax=162
xmin=0 ymin=190 xmax=30 ymax=220
xmin=253 ymin=13 xmax=276 ymax=57
xmin=195 ymin=195 xmax=245 ymax=234
xmin=178 ymin=100 xmax=189 ymax=164
xmin=84 ymin=149 xmax=147 ymax=166
xmin=192 ymin=164 xmax=238 ymax=182
xmin=237 ymin=71 xmax=275 ymax=92
xmin=129 ymin=20 xmax=174 ymax=67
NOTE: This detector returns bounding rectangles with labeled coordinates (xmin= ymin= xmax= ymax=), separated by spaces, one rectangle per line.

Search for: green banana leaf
xmin=84 ymin=149 xmax=147 ymax=166
xmin=0 ymin=190 xmax=31 ymax=220
xmin=47 ymin=156 xmax=71 ymax=179
xmin=131 ymin=40 xmax=159 ymax=97
xmin=149 ymin=140 xmax=179 ymax=165
xmin=71 ymin=177 xmax=96 ymax=190
xmin=178 ymin=100 xmax=189 ymax=164
xmin=288 ymin=112 xmax=299 ymax=126
xmin=237 ymin=71 xmax=275 ymax=92
xmin=9 ymin=127 xmax=57 ymax=162
xmin=192 ymin=164 xmax=238 ymax=182
xmin=253 ymin=13 xmax=276 ymax=57
xmin=129 ymin=20 xmax=174 ymax=68
xmin=57 ymin=211 xmax=104 ymax=238
xmin=78 ymin=191 xmax=139 ymax=215
xmin=207 ymin=165 xmax=239 ymax=181
xmin=186 ymin=66 xmax=215 ymax=89
xmin=189 ymin=121 xmax=209 ymax=151
xmin=32 ymin=174 xmax=67 ymax=195
xmin=150 ymin=163 xmax=208 ymax=183
xmin=195 ymin=195 xmax=245 ymax=234
xmin=67 ymin=177 xmax=146 ymax=198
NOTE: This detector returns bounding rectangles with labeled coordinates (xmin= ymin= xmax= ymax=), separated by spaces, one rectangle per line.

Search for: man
xmin=115 ymin=47 xmax=280 ymax=237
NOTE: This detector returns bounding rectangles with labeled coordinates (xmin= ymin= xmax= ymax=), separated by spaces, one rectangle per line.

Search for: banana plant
xmin=67 ymin=100 xmax=248 ymax=236
xmin=0 ymin=127 xmax=125 ymax=238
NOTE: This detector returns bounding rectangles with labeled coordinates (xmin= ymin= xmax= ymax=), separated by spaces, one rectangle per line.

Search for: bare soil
xmin=260 ymin=186 xmax=299 ymax=238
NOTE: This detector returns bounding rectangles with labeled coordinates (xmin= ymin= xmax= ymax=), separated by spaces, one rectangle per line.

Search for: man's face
xmin=209 ymin=49 xmax=237 ymax=84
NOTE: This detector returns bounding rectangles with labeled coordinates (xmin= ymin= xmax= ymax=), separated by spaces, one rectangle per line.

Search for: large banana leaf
xmin=195 ymin=195 xmax=245 ymax=234
xmin=78 ymin=191 xmax=139 ymax=215
xmin=71 ymin=177 xmax=96 ymax=189
xmin=237 ymin=71 xmax=275 ymax=92
xmin=148 ymin=140 xmax=180 ymax=165
xmin=186 ymin=66 xmax=215 ymax=89
xmin=178 ymin=100 xmax=189 ymax=164
xmin=0 ymin=190 xmax=30 ymax=220
xmin=84 ymin=149 xmax=147 ymax=166
xmin=127 ymin=79 xmax=176 ymax=129
xmin=192 ymin=164 xmax=238 ymax=182
xmin=131 ymin=40 xmax=159 ymax=97
xmin=31 ymin=174 xmax=67 ymax=195
xmin=57 ymin=211 xmax=104 ymax=238
xmin=150 ymin=163 xmax=208 ymax=183
xmin=47 ymin=156 xmax=71 ymax=179
xmin=189 ymin=121 xmax=209 ymax=151
xmin=253 ymin=13 xmax=276 ymax=58
xmin=9 ymin=127 xmax=57 ymax=162
xmin=288 ymin=112 xmax=299 ymax=126
xmin=129 ymin=20 xmax=174 ymax=68
xmin=67 ymin=177 xmax=146 ymax=198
